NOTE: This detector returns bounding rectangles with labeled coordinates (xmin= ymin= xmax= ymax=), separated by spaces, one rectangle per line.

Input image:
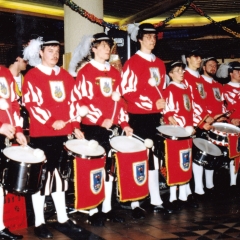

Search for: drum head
xmin=110 ymin=136 xmax=146 ymax=153
xmin=193 ymin=138 xmax=222 ymax=156
xmin=156 ymin=125 xmax=191 ymax=138
xmin=212 ymin=122 xmax=240 ymax=134
xmin=3 ymin=146 xmax=45 ymax=163
xmin=65 ymin=139 xmax=105 ymax=157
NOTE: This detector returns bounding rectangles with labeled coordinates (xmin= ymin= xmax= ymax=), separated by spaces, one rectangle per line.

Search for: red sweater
xmin=0 ymin=66 xmax=22 ymax=133
xmin=23 ymin=65 xmax=79 ymax=137
xmin=73 ymin=60 xmax=129 ymax=129
xmin=163 ymin=82 xmax=194 ymax=127
xmin=121 ymin=51 xmax=166 ymax=114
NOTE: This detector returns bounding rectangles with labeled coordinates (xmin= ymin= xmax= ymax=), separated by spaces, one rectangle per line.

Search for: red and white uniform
xmin=73 ymin=59 xmax=129 ymax=129
xmin=121 ymin=50 xmax=166 ymax=113
xmin=23 ymin=64 xmax=78 ymax=137
xmin=222 ymin=81 xmax=240 ymax=120
xmin=184 ymin=68 xmax=208 ymax=126
xmin=201 ymin=75 xmax=226 ymax=117
xmin=0 ymin=66 xmax=23 ymax=132
xmin=164 ymin=82 xmax=194 ymax=127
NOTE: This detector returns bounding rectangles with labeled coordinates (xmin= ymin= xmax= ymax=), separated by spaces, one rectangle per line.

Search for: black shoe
xmin=151 ymin=202 xmax=174 ymax=214
xmin=186 ymin=194 xmax=199 ymax=208
xmin=34 ymin=224 xmax=53 ymax=239
xmin=0 ymin=228 xmax=23 ymax=240
xmin=171 ymin=200 xmax=182 ymax=211
xmin=103 ymin=210 xmax=125 ymax=223
xmin=132 ymin=207 xmax=145 ymax=219
xmin=55 ymin=219 xmax=82 ymax=232
xmin=88 ymin=212 xmax=104 ymax=227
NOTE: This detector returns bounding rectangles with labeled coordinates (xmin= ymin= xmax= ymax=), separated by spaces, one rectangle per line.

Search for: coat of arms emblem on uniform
xmin=183 ymin=94 xmax=191 ymax=111
xmin=49 ymin=81 xmax=66 ymax=102
xmin=0 ymin=77 xmax=10 ymax=98
xmin=98 ymin=77 xmax=113 ymax=97
xmin=196 ymin=83 xmax=206 ymax=99
xmin=149 ymin=68 xmax=160 ymax=86
xmin=212 ymin=88 xmax=221 ymax=101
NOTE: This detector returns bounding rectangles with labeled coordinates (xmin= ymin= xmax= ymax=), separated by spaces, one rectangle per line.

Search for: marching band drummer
xmin=162 ymin=60 xmax=195 ymax=210
xmin=121 ymin=23 xmax=174 ymax=218
xmin=197 ymin=57 xmax=227 ymax=196
xmin=69 ymin=32 xmax=133 ymax=226
xmin=22 ymin=36 xmax=82 ymax=239
xmin=217 ymin=61 xmax=240 ymax=188
xmin=7 ymin=45 xmax=30 ymax=137
xmin=182 ymin=49 xmax=215 ymax=205
xmin=0 ymin=65 xmax=27 ymax=239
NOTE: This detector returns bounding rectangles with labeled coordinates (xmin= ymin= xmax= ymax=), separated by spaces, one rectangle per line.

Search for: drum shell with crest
xmin=2 ymin=146 xmax=46 ymax=194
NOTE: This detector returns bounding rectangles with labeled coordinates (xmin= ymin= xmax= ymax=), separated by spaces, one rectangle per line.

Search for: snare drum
xmin=209 ymin=122 xmax=240 ymax=147
xmin=156 ymin=125 xmax=193 ymax=140
xmin=193 ymin=138 xmax=222 ymax=170
xmin=2 ymin=146 xmax=46 ymax=194
xmin=64 ymin=139 xmax=106 ymax=210
xmin=110 ymin=136 xmax=148 ymax=202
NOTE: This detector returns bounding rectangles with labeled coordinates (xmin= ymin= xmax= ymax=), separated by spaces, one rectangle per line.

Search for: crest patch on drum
xmin=179 ymin=149 xmax=192 ymax=171
xmin=90 ymin=168 xmax=104 ymax=194
xmin=133 ymin=161 xmax=147 ymax=186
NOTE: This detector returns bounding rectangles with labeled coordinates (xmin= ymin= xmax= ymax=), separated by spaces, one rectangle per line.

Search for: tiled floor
xmin=12 ymin=167 xmax=240 ymax=239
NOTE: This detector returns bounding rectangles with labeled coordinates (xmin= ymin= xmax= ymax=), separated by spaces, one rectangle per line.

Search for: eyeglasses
xmin=143 ymin=34 xmax=157 ymax=40
xmin=171 ymin=69 xmax=185 ymax=73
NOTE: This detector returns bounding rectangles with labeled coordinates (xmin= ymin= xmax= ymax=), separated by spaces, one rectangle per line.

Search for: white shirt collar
xmin=169 ymin=81 xmax=187 ymax=89
xmin=90 ymin=59 xmax=110 ymax=71
xmin=185 ymin=66 xmax=200 ymax=78
xmin=228 ymin=81 xmax=240 ymax=88
xmin=36 ymin=64 xmax=60 ymax=75
xmin=136 ymin=50 xmax=156 ymax=62
xmin=201 ymin=74 xmax=213 ymax=83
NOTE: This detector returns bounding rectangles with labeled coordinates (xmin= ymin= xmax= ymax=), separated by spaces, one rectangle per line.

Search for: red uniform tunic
xmin=73 ymin=60 xmax=129 ymax=129
xmin=0 ymin=66 xmax=22 ymax=132
xmin=222 ymin=81 xmax=240 ymax=120
xmin=201 ymin=75 xmax=225 ymax=117
xmin=23 ymin=65 xmax=78 ymax=137
xmin=164 ymin=82 xmax=194 ymax=127
xmin=184 ymin=68 xmax=209 ymax=127
xmin=121 ymin=51 xmax=166 ymax=114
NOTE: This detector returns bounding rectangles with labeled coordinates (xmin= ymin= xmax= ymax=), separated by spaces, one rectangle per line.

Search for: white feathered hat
xmin=216 ymin=61 xmax=240 ymax=78
xmin=23 ymin=36 xmax=60 ymax=67
xmin=68 ymin=33 xmax=113 ymax=77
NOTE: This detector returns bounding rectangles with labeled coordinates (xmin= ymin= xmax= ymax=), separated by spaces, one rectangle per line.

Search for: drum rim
xmin=211 ymin=122 xmax=240 ymax=135
xmin=156 ymin=125 xmax=192 ymax=139
xmin=65 ymin=139 xmax=106 ymax=159
xmin=3 ymin=146 xmax=46 ymax=163
xmin=110 ymin=135 xmax=146 ymax=152
xmin=193 ymin=138 xmax=222 ymax=156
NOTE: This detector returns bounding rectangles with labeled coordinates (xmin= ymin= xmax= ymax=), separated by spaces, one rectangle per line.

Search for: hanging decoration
xmin=61 ymin=0 xmax=240 ymax=39
xmin=190 ymin=2 xmax=240 ymax=38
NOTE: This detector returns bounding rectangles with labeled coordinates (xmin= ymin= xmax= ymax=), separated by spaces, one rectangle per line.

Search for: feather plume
xmin=23 ymin=37 xmax=43 ymax=67
xmin=127 ymin=23 xmax=140 ymax=42
xmin=68 ymin=35 xmax=93 ymax=77
xmin=216 ymin=63 xmax=230 ymax=78
xmin=181 ymin=54 xmax=186 ymax=65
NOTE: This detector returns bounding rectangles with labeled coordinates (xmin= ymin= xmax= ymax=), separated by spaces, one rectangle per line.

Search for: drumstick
xmin=64 ymin=114 xmax=80 ymax=124
xmin=132 ymin=133 xmax=145 ymax=142
xmin=212 ymin=109 xmax=235 ymax=123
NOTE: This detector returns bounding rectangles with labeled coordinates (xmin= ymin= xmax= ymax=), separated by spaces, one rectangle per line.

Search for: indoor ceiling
xmin=0 ymin=0 xmax=240 ymax=27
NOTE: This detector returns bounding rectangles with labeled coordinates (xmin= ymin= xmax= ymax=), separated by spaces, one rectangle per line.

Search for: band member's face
xmin=40 ymin=45 xmax=59 ymax=67
xmin=230 ymin=69 xmax=240 ymax=83
xmin=187 ymin=55 xmax=201 ymax=70
xmin=169 ymin=66 xmax=185 ymax=84
xmin=139 ymin=33 xmax=156 ymax=53
xmin=203 ymin=60 xmax=217 ymax=77
xmin=92 ymin=41 xmax=111 ymax=63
